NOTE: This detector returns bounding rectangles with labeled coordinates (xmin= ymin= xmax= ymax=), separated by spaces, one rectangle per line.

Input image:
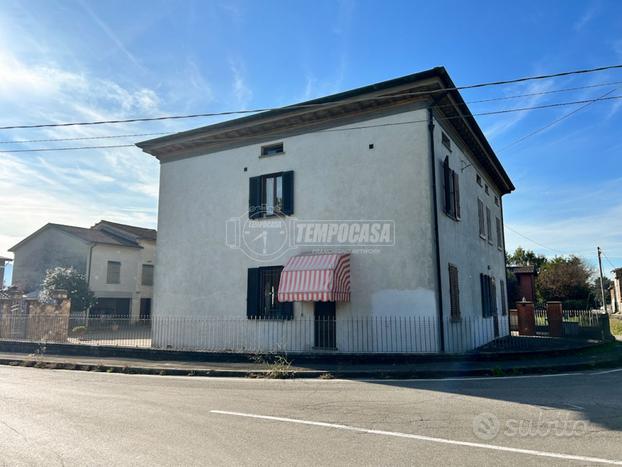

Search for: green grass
xmin=610 ymin=317 xmax=622 ymax=336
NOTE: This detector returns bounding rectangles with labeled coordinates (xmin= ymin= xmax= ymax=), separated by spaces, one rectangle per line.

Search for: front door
xmin=314 ymin=301 xmax=336 ymax=349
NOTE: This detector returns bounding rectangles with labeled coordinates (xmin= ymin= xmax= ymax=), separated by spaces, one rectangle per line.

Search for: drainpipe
xmin=86 ymin=243 xmax=95 ymax=322
xmin=428 ymin=106 xmax=445 ymax=352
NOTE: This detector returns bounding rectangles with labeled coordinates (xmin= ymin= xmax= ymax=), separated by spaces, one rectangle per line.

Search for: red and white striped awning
xmin=278 ymin=253 xmax=351 ymax=302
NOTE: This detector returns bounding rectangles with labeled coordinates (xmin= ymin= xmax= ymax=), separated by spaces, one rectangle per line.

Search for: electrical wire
xmin=3 ymin=79 xmax=622 ymax=146
xmin=500 ymin=88 xmax=618 ymax=151
xmin=2 ymin=94 xmax=622 ymax=154
xmin=1 ymin=63 xmax=621 ymax=131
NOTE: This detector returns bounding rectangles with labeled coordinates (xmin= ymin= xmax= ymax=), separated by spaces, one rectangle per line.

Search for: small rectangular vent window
xmin=442 ymin=133 xmax=451 ymax=151
xmin=261 ymin=143 xmax=284 ymax=157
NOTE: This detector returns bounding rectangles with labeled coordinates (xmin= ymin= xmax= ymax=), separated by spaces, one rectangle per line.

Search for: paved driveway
xmin=0 ymin=366 xmax=620 ymax=465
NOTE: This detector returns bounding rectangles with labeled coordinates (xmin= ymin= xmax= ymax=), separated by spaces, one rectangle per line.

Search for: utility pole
xmin=597 ymin=246 xmax=607 ymax=311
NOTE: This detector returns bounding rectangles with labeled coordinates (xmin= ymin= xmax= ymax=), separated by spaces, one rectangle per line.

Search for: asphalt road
xmin=0 ymin=366 xmax=621 ymax=466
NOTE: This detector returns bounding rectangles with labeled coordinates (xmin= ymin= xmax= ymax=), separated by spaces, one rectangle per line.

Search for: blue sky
xmin=1 ymin=0 xmax=621 ymax=285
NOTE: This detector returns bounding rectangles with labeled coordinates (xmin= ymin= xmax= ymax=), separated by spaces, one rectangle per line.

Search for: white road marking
xmin=593 ymin=368 xmax=622 ymax=375
xmin=211 ymin=410 xmax=622 ymax=465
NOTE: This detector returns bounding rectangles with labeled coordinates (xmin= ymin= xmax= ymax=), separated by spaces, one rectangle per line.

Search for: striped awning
xmin=277 ymin=253 xmax=351 ymax=302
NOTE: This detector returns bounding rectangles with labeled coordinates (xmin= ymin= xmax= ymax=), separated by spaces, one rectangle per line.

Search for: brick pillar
xmin=516 ymin=301 xmax=535 ymax=336
xmin=546 ymin=301 xmax=563 ymax=338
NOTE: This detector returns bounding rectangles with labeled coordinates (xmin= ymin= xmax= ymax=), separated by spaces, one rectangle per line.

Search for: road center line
xmin=210 ymin=410 xmax=622 ymax=465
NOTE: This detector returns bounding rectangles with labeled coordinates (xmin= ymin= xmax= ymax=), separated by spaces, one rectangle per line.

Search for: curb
xmin=2 ymin=353 xmax=622 ymax=379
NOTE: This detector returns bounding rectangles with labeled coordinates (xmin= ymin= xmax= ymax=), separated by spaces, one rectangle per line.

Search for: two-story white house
xmin=138 ymin=67 xmax=514 ymax=353
xmin=9 ymin=221 xmax=156 ymax=320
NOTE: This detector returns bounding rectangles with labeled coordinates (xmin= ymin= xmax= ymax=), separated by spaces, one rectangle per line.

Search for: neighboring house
xmin=0 ymin=256 xmax=11 ymax=288
xmin=9 ymin=221 xmax=156 ymax=319
xmin=507 ymin=265 xmax=538 ymax=304
xmin=612 ymin=268 xmax=622 ymax=313
xmin=137 ymin=66 xmax=514 ymax=352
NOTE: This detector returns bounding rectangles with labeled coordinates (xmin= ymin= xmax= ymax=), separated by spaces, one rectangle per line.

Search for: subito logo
xmin=472 ymin=412 xmax=501 ymax=441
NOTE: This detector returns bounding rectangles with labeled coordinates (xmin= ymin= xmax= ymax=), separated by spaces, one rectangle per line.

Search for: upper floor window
xmin=478 ymin=199 xmax=486 ymax=238
xmin=142 ymin=264 xmax=154 ymax=286
xmin=441 ymin=132 xmax=451 ymax=151
xmin=486 ymin=207 xmax=493 ymax=244
xmin=106 ymin=261 xmax=121 ymax=284
xmin=249 ymin=171 xmax=294 ymax=218
xmin=476 ymin=174 xmax=482 ymax=187
xmin=261 ymin=142 xmax=284 ymax=157
xmin=246 ymin=266 xmax=293 ymax=320
xmin=442 ymin=157 xmax=460 ymax=221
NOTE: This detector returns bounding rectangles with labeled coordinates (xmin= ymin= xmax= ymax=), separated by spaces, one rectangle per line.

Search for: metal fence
xmin=509 ymin=309 xmax=607 ymax=340
xmin=0 ymin=311 xmax=608 ymax=354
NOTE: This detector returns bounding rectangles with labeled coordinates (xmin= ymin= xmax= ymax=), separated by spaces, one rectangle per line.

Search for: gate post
xmin=516 ymin=301 xmax=535 ymax=336
xmin=546 ymin=301 xmax=563 ymax=338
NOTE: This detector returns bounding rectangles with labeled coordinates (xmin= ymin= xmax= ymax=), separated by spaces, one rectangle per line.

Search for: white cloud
xmin=0 ymin=48 xmax=165 ymax=257
xmin=229 ymin=58 xmax=252 ymax=107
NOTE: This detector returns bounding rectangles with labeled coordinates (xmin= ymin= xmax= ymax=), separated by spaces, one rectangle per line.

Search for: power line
xmin=0 ymin=131 xmax=170 ymax=145
xmin=3 ymin=80 xmax=622 ymax=146
xmin=2 ymin=94 xmax=622 ymax=154
xmin=504 ymin=224 xmax=567 ymax=255
xmin=500 ymin=88 xmax=618 ymax=151
xmin=1 ymin=63 xmax=621 ymax=131
xmin=602 ymin=250 xmax=619 ymax=269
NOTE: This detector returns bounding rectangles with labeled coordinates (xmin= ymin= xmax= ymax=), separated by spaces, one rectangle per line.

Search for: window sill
xmin=480 ymin=234 xmax=487 ymax=241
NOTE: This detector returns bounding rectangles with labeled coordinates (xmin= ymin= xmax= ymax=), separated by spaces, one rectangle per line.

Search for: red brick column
xmin=516 ymin=301 xmax=535 ymax=336
xmin=546 ymin=301 xmax=563 ymax=338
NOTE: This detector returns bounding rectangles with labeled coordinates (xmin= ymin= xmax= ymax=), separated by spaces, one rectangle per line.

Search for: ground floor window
xmin=480 ymin=274 xmax=497 ymax=318
xmin=247 ymin=266 xmax=293 ymax=319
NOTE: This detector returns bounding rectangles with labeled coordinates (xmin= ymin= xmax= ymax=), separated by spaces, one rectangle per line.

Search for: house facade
xmin=138 ymin=67 xmax=514 ymax=353
xmin=9 ymin=221 xmax=156 ymax=319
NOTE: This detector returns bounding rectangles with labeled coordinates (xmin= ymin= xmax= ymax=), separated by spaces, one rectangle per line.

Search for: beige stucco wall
xmin=433 ymin=115 xmax=510 ymax=351
xmin=88 ymin=239 xmax=155 ymax=319
xmin=153 ymin=107 xmax=510 ymax=352
xmin=11 ymin=228 xmax=90 ymax=293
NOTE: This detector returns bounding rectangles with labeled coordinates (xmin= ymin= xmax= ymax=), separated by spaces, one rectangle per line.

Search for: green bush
xmin=71 ymin=326 xmax=87 ymax=336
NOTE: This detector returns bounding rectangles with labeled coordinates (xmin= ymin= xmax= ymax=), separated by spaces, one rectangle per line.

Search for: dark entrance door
xmin=314 ymin=301 xmax=336 ymax=349
xmin=140 ymin=298 xmax=152 ymax=320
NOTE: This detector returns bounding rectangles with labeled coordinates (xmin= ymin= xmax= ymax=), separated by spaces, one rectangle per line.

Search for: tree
xmin=537 ymin=256 xmax=593 ymax=307
xmin=506 ymin=246 xmax=547 ymax=271
xmin=40 ymin=267 xmax=96 ymax=312
xmin=589 ymin=276 xmax=613 ymax=308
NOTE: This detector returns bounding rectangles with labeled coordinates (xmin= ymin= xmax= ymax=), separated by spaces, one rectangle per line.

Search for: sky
xmin=0 ymin=0 xmax=621 ymax=285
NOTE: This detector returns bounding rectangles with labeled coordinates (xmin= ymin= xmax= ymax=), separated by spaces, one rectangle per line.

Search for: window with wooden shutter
xmin=486 ymin=207 xmax=493 ymax=244
xmin=496 ymin=217 xmax=503 ymax=250
xmin=248 ymin=171 xmax=294 ymax=218
xmin=478 ymin=199 xmax=485 ymax=238
xmin=453 ymin=171 xmax=460 ymax=219
xmin=282 ymin=171 xmax=294 ymax=215
xmin=442 ymin=157 xmax=459 ymax=221
xmin=448 ymin=264 xmax=460 ymax=320
xmin=248 ymin=176 xmax=262 ymax=219
xmin=141 ymin=264 xmax=154 ymax=286
xmin=491 ymin=277 xmax=497 ymax=316
xmin=106 ymin=261 xmax=121 ymax=284
xmin=500 ymin=280 xmax=507 ymax=315
xmin=247 ymin=266 xmax=292 ymax=320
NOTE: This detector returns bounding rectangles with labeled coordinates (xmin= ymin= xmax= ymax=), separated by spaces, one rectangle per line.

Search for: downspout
xmin=86 ymin=243 xmax=95 ymax=321
xmin=500 ymin=197 xmax=510 ymax=335
xmin=428 ymin=106 xmax=445 ymax=352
